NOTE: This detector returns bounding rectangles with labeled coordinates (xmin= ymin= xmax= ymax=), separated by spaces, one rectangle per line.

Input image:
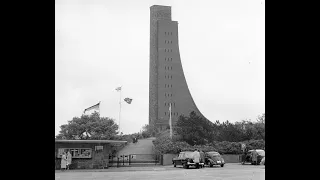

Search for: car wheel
xmin=183 ymin=163 xmax=187 ymax=169
xmin=221 ymin=164 xmax=224 ymax=167
xmin=210 ymin=163 xmax=213 ymax=167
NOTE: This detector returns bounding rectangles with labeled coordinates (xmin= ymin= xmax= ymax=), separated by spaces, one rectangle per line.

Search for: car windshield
xmin=179 ymin=152 xmax=194 ymax=158
xmin=207 ymin=152 xmax=220 ymax=157
xmin=256 ymin=151 xmax=265 ymax=156
xmin=248 ymin=150 xmax=265 ymax=156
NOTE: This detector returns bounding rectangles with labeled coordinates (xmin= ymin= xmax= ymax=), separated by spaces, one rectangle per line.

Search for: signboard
xmin=57 ymin=148 xmax=92 ymax=158
xmin=131 ymin=155 xmax=136 ymax=159
xmin=95 ymin=146 xmax=103 ymax=151
xmin=241 ymin=144 xmax=246 ymax=151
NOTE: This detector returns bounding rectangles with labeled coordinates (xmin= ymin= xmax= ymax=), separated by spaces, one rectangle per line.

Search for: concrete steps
xmin=115 ymin=137 xmax=157 ymax=162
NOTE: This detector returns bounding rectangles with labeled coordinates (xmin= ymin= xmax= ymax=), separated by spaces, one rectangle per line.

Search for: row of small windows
xmin=165 ymin=84 xmax=172 ymax=88
xmin=164 ymin=49 xmax=173 ymax=52
xmin=165 ymin=40 xmax=173 ymax=44
xmin=164 ymin=112 xmax=179 ymax=116
xmin=165 ymin=93 xmax=172 ymax=97
xmin=165 ymin=75 xmax=172 ymax=79
xmin=165 ymin=66 xmax=172 ymax=70
xmin=164 ymin=102 xmax=176 ymax=107
xmin=165 ymin=32 xmax=173 ymax=35
xmin=165 ymin=57 xmax=173 ymax=61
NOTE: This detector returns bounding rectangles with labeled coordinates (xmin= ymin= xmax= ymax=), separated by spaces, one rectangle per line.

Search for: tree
xmin=141 ymin=123 xmax=157 ymax=138
xmin=55 ymin=112 xmax=119 ymax=140
xmin=254 ymin=113 xmax=265 ymax=140
xmin=174 ymin=111 xmax=212 ymax=145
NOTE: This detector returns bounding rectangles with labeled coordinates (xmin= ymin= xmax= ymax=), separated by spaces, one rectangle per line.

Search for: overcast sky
xmin=55 ymin=0 xmax=265 ymax=135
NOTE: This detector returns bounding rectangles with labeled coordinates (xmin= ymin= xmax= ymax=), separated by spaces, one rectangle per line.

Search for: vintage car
xmin=242 ymin=149 xmax=265 ymax=165
xmin=172 ymin=151 xmax=205 ymax=169
xmin=260 ymin=156 xmax=265 ymax=165
xmin=204 ymin=151 xmax=225 ymax=167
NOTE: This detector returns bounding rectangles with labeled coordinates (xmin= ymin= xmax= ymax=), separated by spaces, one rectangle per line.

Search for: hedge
xmin=153 ymin=135 xmax=265 ymax=154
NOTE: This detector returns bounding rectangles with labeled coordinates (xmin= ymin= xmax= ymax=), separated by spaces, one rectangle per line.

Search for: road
xmin=55 ymin=163 xmax=265 ymax=180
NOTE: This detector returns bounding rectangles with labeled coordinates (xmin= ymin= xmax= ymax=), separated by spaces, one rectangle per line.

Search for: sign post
xmin=241 ymin=143 xmax=246 ymax=152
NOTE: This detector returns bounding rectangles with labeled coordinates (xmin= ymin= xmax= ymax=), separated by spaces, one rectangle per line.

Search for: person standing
xmin=67 ymin=151 xmax=72 ymax=170
xmin=193 ymin=149 xmax=200 ymax=169
xmin=252 ymin=149 xmax=258 ymax=165
xmin=61 ymin=152 xmax=67 ymax=171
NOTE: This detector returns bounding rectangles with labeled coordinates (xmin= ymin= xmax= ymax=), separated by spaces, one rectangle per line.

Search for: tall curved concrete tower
xmin=149 ymin=5 xmax=207 ymax=131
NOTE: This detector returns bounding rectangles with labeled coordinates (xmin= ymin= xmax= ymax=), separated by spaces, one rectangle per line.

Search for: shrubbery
xmin=152 ymin=133 xmax=190 ymax=154
xmin=174 ymin=112 xmax=265 ymax=145
xmin=153 ymin=132 xmax=265 ymax=154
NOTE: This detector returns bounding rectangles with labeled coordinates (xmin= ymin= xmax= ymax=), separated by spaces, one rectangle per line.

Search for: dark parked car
xmin=260 ymin=156 xmax=265 ymax=165
xmin=204 ymin=151 xmax=225 ymax=167
xmin=172 ymin=151 xmax=205 ymax=169
xmin=242 ymin=149 xmax=265 ymax=165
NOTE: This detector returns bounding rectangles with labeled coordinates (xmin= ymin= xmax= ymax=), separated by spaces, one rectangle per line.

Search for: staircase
xmin=110 ymin=137 xmax=159 ymax=166
xmin=117 ymin=137 xmax=156 ymax=155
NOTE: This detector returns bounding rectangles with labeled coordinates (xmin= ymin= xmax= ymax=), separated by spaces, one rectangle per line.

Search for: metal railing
xmin=108 ymin=154 xmax=160 ymax=167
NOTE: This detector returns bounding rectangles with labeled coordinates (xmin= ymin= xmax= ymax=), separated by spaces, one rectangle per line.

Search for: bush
xmin=153 ymin=134 xmax=265 ymax=155
xmin=153 ymin=135 xmax=190 ymax=154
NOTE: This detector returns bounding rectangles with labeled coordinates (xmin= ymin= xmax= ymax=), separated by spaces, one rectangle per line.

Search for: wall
xmin=161 ymin=153 xmax=178 ymax=165
xmin=221 ymin=154 xmax=241 ymax=163
xmin=149 ymin=5 xmax=172 ymax=127
xmin=55 ymin=143 xmax=112 ymax=169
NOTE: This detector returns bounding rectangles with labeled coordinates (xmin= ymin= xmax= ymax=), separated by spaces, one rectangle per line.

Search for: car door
xmin=176 ymin=153 xmax=183 ymax=165
xmin=173 ymin=155 xmax=179 ymax=165
xmin=246 ymin=152 xmax=252 ymax=162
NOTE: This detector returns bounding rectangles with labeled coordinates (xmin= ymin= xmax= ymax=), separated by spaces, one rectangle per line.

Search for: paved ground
xmin=55 ymin=163 xmax=265 ymax=180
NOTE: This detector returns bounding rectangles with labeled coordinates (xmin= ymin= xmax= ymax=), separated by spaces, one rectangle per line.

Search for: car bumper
xmin=187 ymin=162 xmax=205 ymax=165
xmin=210 ymin=160 xmax=225 ymax=165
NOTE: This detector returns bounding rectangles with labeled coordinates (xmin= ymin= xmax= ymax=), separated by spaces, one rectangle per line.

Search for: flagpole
xmin=119 ymin=86 xmax=122 ymax=135
xmin=98 ymin=101 xmax=101 ymax=118
xmin=169 ymin=103 xmax=172 ymax=139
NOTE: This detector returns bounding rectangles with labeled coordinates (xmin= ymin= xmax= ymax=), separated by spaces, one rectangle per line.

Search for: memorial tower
xmin=149 ymin=5 xmax=208 ymax=131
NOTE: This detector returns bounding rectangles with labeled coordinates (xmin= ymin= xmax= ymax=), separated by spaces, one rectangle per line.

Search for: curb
xmin=55 ymin=166 xmax=175 ymax=173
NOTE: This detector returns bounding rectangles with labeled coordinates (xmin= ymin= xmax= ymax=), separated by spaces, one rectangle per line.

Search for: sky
xmin=55 ymin=0 xmax=265 ymax=136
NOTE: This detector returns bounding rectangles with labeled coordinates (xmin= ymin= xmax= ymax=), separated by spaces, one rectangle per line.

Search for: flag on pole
xmin=115 ymin=87 xmax=122 ymax=92
xmin=169 ymin=103 xmax=172 ymax=139
xmin=124 ymin=98 xmax=133 ymax=104
xmin=84 ymin=102 xmax=100 ymax=114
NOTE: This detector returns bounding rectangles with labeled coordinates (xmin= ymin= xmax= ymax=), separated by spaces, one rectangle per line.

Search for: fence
xmin=108 ymin=154 xmax=160 ymax=167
